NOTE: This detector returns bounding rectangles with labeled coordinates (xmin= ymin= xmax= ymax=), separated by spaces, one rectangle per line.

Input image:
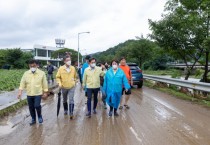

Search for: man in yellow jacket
xmin=83 ymin=57 xmax=105 ymax=117
xmin=56 ymin=56 xmax=77 ymax=119
xmin=18 ymin=59 xmax=48 ymax=125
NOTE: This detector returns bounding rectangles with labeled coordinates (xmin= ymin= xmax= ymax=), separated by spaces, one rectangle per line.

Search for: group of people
xmin=17 ymin=54 xmax=133 ymax=125
xmin=81 ymin=56 xmax=133 ymax=117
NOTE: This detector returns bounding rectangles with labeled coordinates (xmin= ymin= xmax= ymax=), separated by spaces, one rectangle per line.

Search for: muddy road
xmin=0 ymin=85 xmax=210 ymax=145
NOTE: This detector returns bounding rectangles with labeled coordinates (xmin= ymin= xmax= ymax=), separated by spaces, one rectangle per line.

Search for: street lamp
xmin=78 ymin=31 xmax=90 ymax=68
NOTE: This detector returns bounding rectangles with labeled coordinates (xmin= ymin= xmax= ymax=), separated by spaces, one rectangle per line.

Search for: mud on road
xmin=1 ymin=85 xmax=210 ymax=145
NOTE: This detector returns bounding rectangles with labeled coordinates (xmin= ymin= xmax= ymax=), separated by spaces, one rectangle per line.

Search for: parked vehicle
xmin=127 ymin=63 xmax=143 ymax=88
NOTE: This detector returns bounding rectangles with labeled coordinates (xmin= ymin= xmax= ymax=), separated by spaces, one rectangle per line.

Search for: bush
xmin=0 ymin=48 xmax=33 ymax=69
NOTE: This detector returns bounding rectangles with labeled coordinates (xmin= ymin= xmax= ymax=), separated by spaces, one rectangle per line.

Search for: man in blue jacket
xmin=82 ymin=55 xmax=91 ymax=97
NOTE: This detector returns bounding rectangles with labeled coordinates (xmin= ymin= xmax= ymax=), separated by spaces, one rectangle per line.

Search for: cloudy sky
xmin=0 ymin=0 xmax=167 ymax=54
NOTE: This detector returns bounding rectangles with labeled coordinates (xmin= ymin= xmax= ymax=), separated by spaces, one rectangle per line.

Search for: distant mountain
xmin=83 ymin=39 xmax=137 ymax=63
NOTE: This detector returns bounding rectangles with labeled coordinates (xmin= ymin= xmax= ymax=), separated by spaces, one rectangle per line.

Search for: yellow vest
xmin=19 ymin=69 xmax=48 ymax=96
xmin=56 ymin=65 xmax=77 ymax=89
xmin=83 ymin=66 xmax=105 ymax=88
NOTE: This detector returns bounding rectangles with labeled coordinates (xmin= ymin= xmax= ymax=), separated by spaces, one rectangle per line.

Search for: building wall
xmin=33 ymin=44 xmax=62 ymax=67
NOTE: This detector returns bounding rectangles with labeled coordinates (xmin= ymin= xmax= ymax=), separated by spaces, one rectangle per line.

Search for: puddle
xmin=0 ymin=89 xmax=27 ymax=106
xmin=0 ymin=105 xmax=30 ymax=136
xmin=181 ymin=123 xmax=200 ymax=139
xmin=0 ymin=121 xmax=16 ymax=136
xmin=130 ymin=127 xmax=142 ymax=143
xmin=153 ymin=97 xmax=184 ymax=116
xmin=154 ymin=106 xmax=172 ymax=121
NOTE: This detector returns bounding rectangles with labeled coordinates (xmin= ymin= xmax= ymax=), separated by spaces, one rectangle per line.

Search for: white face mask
xmin=31 ymin=67 xmax=37 ymax=73
xmin=112 ymin=65 xmax=118 ymax=70
xmin=66 ymin=61 xmax=71 ymax=66
xmin=90 ymin=63 xmax=96 ymax=68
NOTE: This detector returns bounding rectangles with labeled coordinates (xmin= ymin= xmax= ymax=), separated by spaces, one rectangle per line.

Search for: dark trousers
xmin=110 ymin=106 xmax=117 ymax=112
xmin=87 ymin=88 xmax=100 ymax=113
xmin=47 ymin=73 xmax=54 ymax=83
xmin=27 ymin=96 xmax=42 ymax=120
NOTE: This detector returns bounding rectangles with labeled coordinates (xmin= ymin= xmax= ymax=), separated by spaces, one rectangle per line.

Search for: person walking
xmin=56 ymin=56 xmax=77 ymax=119
xmin=98 ymin=63 xmax=107 ymax=109
xmin=82 ymin=55 xmax=91 ymax=97
xmin=119 ymin=57 xmax=133 ymax=109
xmin=46 ymin=61 xmax=54 ymax=84
xmin=83 ymin=58 xmax=105 ymax=117
xmin=103 ymin=60 xmax=130 ymax=116
xmin=17 ymin=59 xmax=48 ymax=125
xmin=78 ymin=64 xmax=83 ymax=86
xmin=82 ymin=55 xmax=91 ymax=79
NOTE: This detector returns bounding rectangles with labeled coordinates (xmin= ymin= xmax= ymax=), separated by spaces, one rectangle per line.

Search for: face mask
xmin=31 ymin=67 xmax=37 ymax=73
xmin=112 ymin=65 xmax=118 ymax=70
xmin=90 ymin=63 xmax=96 ymax=68
xmin=66 ymin=61 xmax=71 ymax=66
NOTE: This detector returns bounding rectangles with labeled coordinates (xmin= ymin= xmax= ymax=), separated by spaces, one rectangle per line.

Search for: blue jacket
xmin=82 ymin=62 xmax=89 ymax=79
xmin=103 ymin=68 xmax=130 ymax=108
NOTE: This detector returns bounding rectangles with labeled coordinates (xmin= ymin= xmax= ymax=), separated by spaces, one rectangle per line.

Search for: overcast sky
xmin=0 ymin=0 xmax=167 ymax=54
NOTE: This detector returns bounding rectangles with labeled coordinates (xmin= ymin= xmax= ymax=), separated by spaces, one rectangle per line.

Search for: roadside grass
xmin=143 ymin=69 xmax=206 ymax=80
xmin=0 ymin=69 xmax=57 ymax=92
xmin=144 ymin=80 xmax=210 ymax=107
xmin=143 ymin=69 xmax=182 ymax=76
xmin=0 ymin=68 xmax=58 ymax=118
xmin=0 ymin=99 xmax=27 ymax=118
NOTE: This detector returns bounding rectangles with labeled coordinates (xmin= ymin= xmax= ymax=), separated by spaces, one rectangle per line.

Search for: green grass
xmin=143 ymin=69 xmax=208 ymax=80
xmin=0 ymin=68 xmax=57 ymax=117
xmin=0 ymin=99 xmax=27 ymax=118
xmin=0 ymin=69 xmax=27 ymax=92
xmin=144 ymin=80 xmax=210 ymax=107
xmin=144 ymin=69 xmax=182 ymax=77
xmin=0 ymin=69 xmax=55 ymax=92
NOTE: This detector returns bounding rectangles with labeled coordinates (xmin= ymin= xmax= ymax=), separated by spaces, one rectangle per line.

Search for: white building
xmin=33 ymin=44 xmax=62 ymax=67
xmin=21 ymin=44 xmax=63 ymax=67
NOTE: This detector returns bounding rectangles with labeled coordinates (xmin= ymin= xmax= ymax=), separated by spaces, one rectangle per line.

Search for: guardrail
xmin=144 ymin=74 xmax=210 ymax=93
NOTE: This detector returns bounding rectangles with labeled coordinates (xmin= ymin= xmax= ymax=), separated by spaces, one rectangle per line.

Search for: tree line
xmin=92 ymin=38 xmax=172 ymax=71
xmin=0 ymin=48 xmax=33 ymax=69
xmin=92 ymin=0 xmax=210 ymax=83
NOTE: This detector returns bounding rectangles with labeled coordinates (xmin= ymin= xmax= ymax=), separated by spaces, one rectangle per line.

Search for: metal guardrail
xmin=144 ymin=74 xmax=210 ymax=93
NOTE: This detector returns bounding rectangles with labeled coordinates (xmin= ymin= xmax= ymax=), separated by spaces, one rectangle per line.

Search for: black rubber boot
xmin=69 ymin=104 xmax=74 ymax=115
xmin=69 ymin=104 xmax=74 ymax=119
xmin=114 ymin=109 xmax=119 ymax=117
xmin=63 ymin=103 xmax=68 ymax=115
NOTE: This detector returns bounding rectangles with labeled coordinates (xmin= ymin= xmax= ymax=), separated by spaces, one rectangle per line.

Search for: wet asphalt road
xmin=1 ymin=84 xmax=210 ymax=145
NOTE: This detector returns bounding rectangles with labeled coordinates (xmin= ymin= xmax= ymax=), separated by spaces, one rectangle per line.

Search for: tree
xmin=6 ymin=48 xmax=23 ymax=68
xmin=0 ymin=49 xmax=8 ymax=67
xmin=127 ymin=39 xmax=156 ymax=68
xmin=144 ymin=46 xmax=173 ymax=70
xmin=21 ymin=52 xmax=34 ymax=68
xmin=0 ymin=48 xmax=34 ymax=69
xmin=92 ymin=39 xmax=165 ymax=69
xmin=149 ymin=0 xmax=207 ymax=80
xmin=51 ymin=48 xmax=82 ymax=64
